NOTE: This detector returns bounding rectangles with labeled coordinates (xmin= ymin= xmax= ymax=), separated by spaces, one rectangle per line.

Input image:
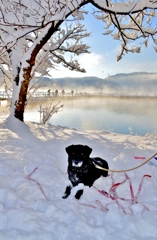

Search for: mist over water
xmin=1 ymin=96 xmax=157 ymax=136
xmin=24 ymin=96 xmax=157 ymax=136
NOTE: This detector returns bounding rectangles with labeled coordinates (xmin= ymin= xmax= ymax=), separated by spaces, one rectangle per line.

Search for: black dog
xmin=62 ymin=144 xmax=109 ymax=200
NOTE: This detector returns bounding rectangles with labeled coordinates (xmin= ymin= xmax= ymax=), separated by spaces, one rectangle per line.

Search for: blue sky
xmin=51 ymin=4 xmax=157 ymax=79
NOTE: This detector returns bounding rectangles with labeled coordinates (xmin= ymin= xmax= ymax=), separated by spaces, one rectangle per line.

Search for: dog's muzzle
xmin=72 ymin=159 xmax=83 ymax=167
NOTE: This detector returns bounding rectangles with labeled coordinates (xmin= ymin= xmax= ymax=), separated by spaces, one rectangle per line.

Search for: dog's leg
xmin=62 ymin=185 xmax=72 ymax=199
xmin=75 ymin=189 xmax=84 ymax=200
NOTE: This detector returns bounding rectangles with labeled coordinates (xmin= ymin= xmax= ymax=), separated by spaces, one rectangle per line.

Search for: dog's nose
xmin=73 ymin=158 xmax=80 ymax=163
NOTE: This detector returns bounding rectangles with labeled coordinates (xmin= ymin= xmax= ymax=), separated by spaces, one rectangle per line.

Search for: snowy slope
xmin=0 ymin=116 xmax=157 ymax=240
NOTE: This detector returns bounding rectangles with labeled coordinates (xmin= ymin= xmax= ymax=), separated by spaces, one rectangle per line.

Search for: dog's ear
xmin=65 ymin=145 xmax=74 ymax=155
xmin=84 ymin=145 xmax=92 ymax=156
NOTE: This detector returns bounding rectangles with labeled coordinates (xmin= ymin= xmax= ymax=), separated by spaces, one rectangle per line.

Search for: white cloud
xmin=79 ymin=52 xmax=103 ymax=69
xmin=50 ymin=52 xmax=106 ymax=78
xmin=49 ymin=46 xmax=157 ymax=79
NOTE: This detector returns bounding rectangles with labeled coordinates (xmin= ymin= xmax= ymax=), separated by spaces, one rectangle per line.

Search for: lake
xmin=1 ymin=96 xmax=157 ymax=136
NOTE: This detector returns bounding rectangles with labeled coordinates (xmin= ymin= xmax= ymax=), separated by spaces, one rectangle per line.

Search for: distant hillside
xmin=39 ymin=76 xmax=119 ymax=90
xmin=38 ymin=72 xmax=157 ymax=94
xmin=0 ymin=72 xmax=157 ymax=94
xmin=105 ymin=72 xmax=157 ymax=93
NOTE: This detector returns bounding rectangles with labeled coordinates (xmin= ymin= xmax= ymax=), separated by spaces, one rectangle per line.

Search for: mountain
xmin=1 ymin=72 xmax=157 ymax=94
xmin=38 ymin=72 xmax=157 ymax=93
xmin=105 ymin=72 xmax=157 ymax=93
xmin=39 ymin=76 xmax=118 ymax=89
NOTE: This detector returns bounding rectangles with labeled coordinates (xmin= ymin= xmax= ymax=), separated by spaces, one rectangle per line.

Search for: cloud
xmin=50 ymin=52 xmax=106 ymax=78
xmin=79 ymin=52 xmax=104 ymax=69
xmin=50 ymin=44 xmax=157 ymax=79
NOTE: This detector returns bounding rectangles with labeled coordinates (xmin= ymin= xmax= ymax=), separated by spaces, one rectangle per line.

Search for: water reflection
xmin=26 ymin=96 xmax=157 ymax=136
xmin=1 ymin=96 xmax=157 ymax=136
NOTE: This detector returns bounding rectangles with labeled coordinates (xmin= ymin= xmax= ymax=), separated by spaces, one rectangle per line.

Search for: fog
xmin=1 ymin=72 xmax=157 ymax=95
xmin=1 ymin=96 xmax=157 ymax=119
xmin=1 ymin=96 xmax=157 ymax=135
xmin=26 ymin=96 xmax=157 ymax=120
xmin=37 ymin=72 xmax=157 ymax=95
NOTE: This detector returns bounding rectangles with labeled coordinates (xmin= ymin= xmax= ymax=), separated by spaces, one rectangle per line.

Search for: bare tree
xmin=0 ymin=19 xmax=90 ymax=121
xmin=0 ymin=0 xmax=156 ymax=122
xmin=1 ymin=22 xmax=90 ymax=104
xmin=37 ymin=101 xmax=63 ymax=124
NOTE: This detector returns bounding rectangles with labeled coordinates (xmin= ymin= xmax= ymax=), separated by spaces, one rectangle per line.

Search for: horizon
xmin=44 ymin=71 xmax=157 ymax=80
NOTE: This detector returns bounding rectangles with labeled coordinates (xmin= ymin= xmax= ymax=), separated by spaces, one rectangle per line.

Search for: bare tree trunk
xmin=14 ymin=66 xmax=32 ymax=121
xmin=9 ymin=2 xmax=89 ymax=122
xmin=13 ymin=21 xmax=61 ymax=122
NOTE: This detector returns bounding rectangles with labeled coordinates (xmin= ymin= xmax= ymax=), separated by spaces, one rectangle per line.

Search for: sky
xmin=51 ymin=4 xmax=157 ymax=79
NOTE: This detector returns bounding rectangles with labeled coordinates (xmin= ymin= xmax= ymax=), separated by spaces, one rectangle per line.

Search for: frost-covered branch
xmin=37 ymin=101 xmax=64 ymax=124
xmin=51 ymin=51 xmax=86 ymax=72
xmin=32 ymin=23 xmax=90 ymax=77
xmin=0 ymin=22 xmax=90 ymax=100
xmin=93 ymin=0 xmax=157 ymax=60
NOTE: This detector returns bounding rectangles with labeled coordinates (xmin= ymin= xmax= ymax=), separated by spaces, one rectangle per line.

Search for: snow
xmin=0 ymin=115 xmax=157 ymax=240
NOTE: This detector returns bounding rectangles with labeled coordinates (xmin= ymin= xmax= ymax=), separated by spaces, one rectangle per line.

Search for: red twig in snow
xmin=94 ymin=173 xmax=151 ymax=214
xmin=26 ymin=167 xmax=49 ymax=201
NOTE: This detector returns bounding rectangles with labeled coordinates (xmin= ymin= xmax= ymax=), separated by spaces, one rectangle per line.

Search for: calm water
xmin=1 ymin=96 xmax=157 ymax=136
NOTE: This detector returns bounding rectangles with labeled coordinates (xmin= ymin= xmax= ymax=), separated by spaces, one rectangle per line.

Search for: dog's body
xmin=63 ymin=144 xmax=109 ymax=199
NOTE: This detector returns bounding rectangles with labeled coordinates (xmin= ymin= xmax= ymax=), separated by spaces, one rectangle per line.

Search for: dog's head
xmin=65 ymin=144 xmax=92 ymax=168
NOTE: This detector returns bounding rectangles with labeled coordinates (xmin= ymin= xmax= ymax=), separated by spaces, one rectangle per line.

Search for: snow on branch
xmin=30 ymin=23 xmax=90 ymax=76
xmin=0 ymin=21 xmax=90 ymax=94
xmin=93 ymin=0 xmax=157 ymax=60
xmin=0 ymin=1 xmax=156 ymax=55
xmin=92 ymin=0 xmax=157 ymax=14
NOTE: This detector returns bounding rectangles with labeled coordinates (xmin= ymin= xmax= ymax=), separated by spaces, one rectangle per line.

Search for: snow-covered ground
xmin=0 ymin=116 xmax=157 ymax=240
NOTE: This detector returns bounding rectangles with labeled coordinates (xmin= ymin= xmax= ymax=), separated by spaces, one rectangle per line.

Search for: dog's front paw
xmin=75 ymin=189 xmax=84 ymax=200
xmin=62 ymin=194 xmax=68 ymax=199
xmin=62 ymin=185 xmax=72 ymax=199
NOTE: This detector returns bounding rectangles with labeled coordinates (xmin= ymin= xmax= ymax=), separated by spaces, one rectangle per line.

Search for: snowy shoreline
xmin=0 ymin=117 xmax=157 ymax=240
xmin=1 ymin=92 xmax=157 ymax=101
